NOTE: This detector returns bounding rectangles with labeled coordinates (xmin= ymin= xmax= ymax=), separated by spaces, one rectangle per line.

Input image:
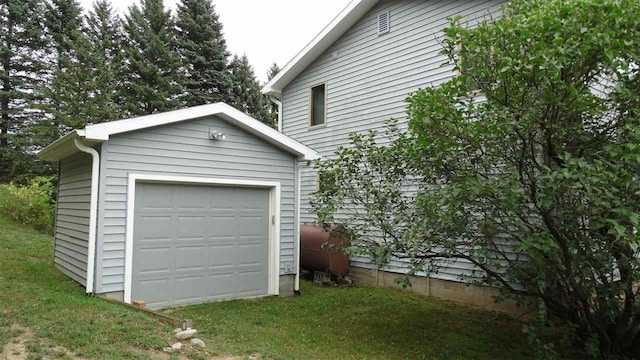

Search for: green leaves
xmin=312 ymin=0 xmax=640 ymax=357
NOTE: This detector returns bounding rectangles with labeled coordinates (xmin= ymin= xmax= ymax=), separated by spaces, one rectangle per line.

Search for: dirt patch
xmin=3 ymin=325 xmax=260 ymax=360
xmin=128 ymin=344 xmax=261 ymax=360
xmin=1 ymin=325 xmax=76 ymax=360
xmin=209 ymin=355 xmax=261 ymax=360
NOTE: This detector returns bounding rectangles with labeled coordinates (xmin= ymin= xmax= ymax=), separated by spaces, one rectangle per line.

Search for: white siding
xmin=281 ymin=0 xmax=506 ymax=282
xmin=94 ymin=116 xmax=296 ymax=293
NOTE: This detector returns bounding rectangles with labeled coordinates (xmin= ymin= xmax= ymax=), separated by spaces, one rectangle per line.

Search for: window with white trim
xmin=309 ymin=83 xmax=326 ymax=127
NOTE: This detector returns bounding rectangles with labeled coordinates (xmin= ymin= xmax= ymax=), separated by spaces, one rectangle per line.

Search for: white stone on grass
xmin=171 ymin=342 xmax=183 ymax=350
xmin=190 ymin=338 xmax=206 ymax=349
xmin=175 ymin=328 xmax=197 ymax=340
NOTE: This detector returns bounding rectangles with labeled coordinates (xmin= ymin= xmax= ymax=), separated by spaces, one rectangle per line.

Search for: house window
xmin=310 ymin=83 xmax=326 ymax=127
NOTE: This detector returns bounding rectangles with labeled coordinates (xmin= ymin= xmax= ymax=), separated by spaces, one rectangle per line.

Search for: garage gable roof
xmin=261 ymin=0 xmax=379 ymax=97
xmin=37 ymin=102 xmax=320 ymax=161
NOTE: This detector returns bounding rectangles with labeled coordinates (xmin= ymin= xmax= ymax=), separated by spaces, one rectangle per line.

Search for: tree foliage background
xmin=0 ymin=0 xmax=274 ymax=182
xmin=311 ymin=0 xmax=640 ymax=358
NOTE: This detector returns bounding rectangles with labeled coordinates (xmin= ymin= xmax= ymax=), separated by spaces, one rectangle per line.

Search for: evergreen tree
xmin=123 ymin=0 xmax=183 ymax=115
xmin=84 ymin=0 xmax=126 ymax=123
xmin=45 ymin=0 xmax=82 ymax=67
xmin=266 ymin=62 xmax=280 ymax=125
xmin=228 ymin=54 xmax=272 ymax=126
xmin=266 ymin=62 xmax=280 ymax=81
xmin=175 ymin=0 xmax=230 ymax=106
xmin=0 ymin=0 xmax=51 ymax=181
xmin=42 ymin=0 xmax=87 ymax=142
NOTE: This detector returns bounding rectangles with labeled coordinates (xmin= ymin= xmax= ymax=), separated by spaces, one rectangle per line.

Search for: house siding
xmin=94 ymin=116 xmax=296 ymax=294
xmin=55 ymin=152 xmax=93 ymax=286
xmin=281 ymin=0 xmax=506 ymax=282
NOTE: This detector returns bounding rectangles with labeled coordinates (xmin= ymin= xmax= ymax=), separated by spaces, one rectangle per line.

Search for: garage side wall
xmin=95 ymin=115 xmax=296 ymax=294
xmin=55 ymin=152 xmax=93 ymax=286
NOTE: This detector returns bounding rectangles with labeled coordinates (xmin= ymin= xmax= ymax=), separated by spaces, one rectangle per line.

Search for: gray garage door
xmin=131 ymin=182 xmax=270 ymax=309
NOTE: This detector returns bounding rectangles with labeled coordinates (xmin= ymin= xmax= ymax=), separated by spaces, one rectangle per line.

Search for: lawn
xmin=0 ymin=213 xmax=537 ymax=359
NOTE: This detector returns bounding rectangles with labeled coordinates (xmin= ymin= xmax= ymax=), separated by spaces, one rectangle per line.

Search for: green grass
xmin=0 ymin=215 xmax=172 ymax=359
xmin=0 ymin=214 xmax=537 ymax=359
xmin=170 ymin=283 xmax=535 ymax=360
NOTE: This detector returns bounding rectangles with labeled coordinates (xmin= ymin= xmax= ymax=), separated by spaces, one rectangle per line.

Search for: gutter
xmin=73 ymin=139 xmax=99 ymax=294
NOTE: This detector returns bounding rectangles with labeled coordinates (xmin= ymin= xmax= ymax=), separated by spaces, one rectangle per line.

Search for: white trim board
xmin=262 ymin=0 xmax=380 ymax=96
xmin=37 ymin=103 xmax=319 ymax=162
xmin=124 ymin=173 xmax=281 ymax=305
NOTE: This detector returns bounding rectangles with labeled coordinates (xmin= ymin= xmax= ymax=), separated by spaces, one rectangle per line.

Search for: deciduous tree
xmin=312 ymin=0 xmax=640 ymax=357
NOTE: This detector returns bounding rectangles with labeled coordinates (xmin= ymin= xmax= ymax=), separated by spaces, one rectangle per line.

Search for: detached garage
xmin=37 ymin=103 xmax=318 ymax=309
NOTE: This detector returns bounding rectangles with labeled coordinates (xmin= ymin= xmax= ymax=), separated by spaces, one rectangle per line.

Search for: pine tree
xmin=0 ymin=0 xmax=51 ymax=181
xmin=45 ymin=0 xmax=82 ymax=66
xmin=267 ymin=62 xmax=280 ymax=81
xmin=42 ymin=0 xmax=87 ymax=141
xmin=266 ymin=62 xmax=280 ymax=125
xmin=84 ymin=0 xmax=126 ymax=123
xmin=228 ymin=55 xmax=272 ymax=126
xmin=175 ymin=0 xmax=230 ymax=106
xmin=123 ymin=0 xmax=183 ymax=115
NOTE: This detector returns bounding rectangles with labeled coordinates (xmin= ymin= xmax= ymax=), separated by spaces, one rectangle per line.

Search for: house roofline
xmin=37 ymin=103 xmax=320 ymax=162
xmin=261 ymin=0 xmax=379 ymax=97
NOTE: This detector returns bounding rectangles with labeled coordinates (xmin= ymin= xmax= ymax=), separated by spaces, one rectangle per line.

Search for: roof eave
xmin=36 ymin=130 xmax=86 ymax=161
xmin=261 ymin=0 xmax=379 ymax=96
xmin=37 ymin=103 xmax=319 ymax=162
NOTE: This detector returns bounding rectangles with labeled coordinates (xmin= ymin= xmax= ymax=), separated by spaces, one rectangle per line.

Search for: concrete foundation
xmin=350 ymin=267 xmax=530 ymax=316
xmin=279 ymin=274 xmax=296 ymax=297
xmin=99 ymin=275 xmax=296 ymax=303
xmin=101 ymin=291 xmax=124 ymax=302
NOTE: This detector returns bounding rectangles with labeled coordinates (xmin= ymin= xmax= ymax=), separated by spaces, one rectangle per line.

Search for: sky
xmin=77 ymin=0 xmax=352 ymax=82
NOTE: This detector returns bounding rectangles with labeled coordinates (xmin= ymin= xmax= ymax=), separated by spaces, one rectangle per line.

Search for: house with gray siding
xmin=262 ymin=0 xmax=523 ymax=313
xmin=38 ymin=103 xmax=318 ymax=309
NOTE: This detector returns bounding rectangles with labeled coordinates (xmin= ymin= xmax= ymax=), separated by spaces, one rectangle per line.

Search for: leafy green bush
xmin=0 ymin=177 xmax=56 ymax=233
xmin=312 ymin=0 xmax=640 ymax=358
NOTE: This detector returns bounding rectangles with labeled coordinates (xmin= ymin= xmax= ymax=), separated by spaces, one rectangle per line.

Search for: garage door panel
xmin=137 ymin=185 xmax=173 ymax=210
xmin=137 ymin=277 xmax=172 ymax=308
xmin=174 ymin=275 xmax=206 ymax=303
xmin=207 ymin=272 xmax=235 ymax=298
xmin=137 ymin=216 xmax=173 ymax=241
xmin=238 ymin=216 xmax=268 ymax=236
xmin=176 ymin=216 xmax=208 ymax=240
xmin=135 ymin=247 xmax=172 ymax=275
xmin=238 ymin=244 xmax=267 ymax=266
xmin=238 ymin=270 xmax=267 ymax=295
xmin=210 ymin=216 xmax=236 ymax=237
xmin=132 ymin=182 xmax=270 ymax=308
xmin=207 ymin=245 xmax=235 ymax=269
xmin=174 ymin=185 xmax=209 ymax=210
xmin=175 ymin=245 xmax=206 ymax=272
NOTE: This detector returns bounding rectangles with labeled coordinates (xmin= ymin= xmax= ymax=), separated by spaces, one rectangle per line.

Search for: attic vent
xmin=377 ymin=11 xmax=390 ymax=35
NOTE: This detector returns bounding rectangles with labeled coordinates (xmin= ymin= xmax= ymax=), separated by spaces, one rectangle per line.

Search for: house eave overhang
xmin=261 ymin=0 xmax=379 ymax=97
xmin=36 ymin=103 xmax=320 ymax=162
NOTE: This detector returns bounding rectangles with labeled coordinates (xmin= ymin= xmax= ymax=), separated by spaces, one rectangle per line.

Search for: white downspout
xmin=271 ymin=97 xmax=283 ymax=132
xmin=294 ymin=160 xmax=306 ymax=293
xmin=74 ymin=139 xmax=99 ymax=294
